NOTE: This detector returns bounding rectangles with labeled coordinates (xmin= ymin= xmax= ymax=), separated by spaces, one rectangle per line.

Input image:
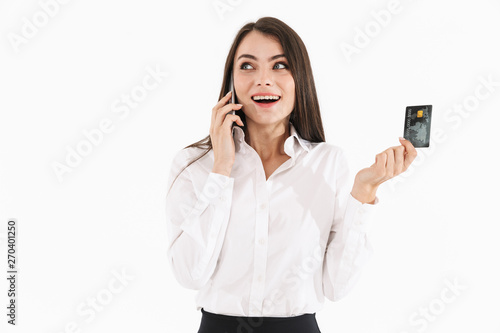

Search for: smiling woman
xmin=168 ymin=16 xmax=325 ymax=185
xmin=165 ymin=16 xmax=416 ymax=333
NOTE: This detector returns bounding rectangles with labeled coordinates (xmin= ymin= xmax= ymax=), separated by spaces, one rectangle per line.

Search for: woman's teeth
xmin=252 ymin=96 xmax=281 ymax=103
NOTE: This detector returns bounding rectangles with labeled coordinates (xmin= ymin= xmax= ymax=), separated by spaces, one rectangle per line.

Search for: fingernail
xmin=399 ymin=137 xmax=406 ymax=140
xmin=226 ymin=91 xmax=231 ymax=95
xmin=237 ymin=104 xmax=243 ymax=107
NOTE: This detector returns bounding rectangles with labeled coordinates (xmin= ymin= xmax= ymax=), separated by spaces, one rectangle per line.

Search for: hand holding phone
xmin=209 ymin=79 xmax=243 ymax=177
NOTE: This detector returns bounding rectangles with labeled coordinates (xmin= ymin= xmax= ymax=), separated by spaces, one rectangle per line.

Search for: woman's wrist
xmin=351 ymin=181 xmax=378 ymax=204
xmin=212 ymin=163 xmax=233 ymax=177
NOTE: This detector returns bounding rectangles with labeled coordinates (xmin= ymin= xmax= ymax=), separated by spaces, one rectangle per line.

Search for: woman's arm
xmin=166 ymin=151 xmax=234 ymax=290
xmin=322 ymin=149 xmax=378 ymax=301
xmin=323 ymin=138 xmax=417 ymax=300
xmin=166 ymin=91 xmax=243 ymax=290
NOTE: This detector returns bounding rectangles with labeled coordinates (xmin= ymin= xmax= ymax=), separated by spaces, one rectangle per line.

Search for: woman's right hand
xmin=209 ymin=91 xmax=244 ymax=177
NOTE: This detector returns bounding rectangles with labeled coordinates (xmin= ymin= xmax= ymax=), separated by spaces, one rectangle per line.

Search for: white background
xmin=1 ymin=0 xmax=499 ymax=332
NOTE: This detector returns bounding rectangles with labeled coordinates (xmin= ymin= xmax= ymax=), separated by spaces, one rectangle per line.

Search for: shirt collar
xmin=232 ymin=122 xmax=311 ymax=157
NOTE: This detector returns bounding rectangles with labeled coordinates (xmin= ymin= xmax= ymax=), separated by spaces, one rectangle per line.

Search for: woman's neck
xmin=244 ymin=120 xmax=290 ymax=160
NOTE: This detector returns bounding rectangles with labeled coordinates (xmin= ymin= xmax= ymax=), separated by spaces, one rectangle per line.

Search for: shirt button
xmin=220 ymin=196 xmax=226 ymax=202
xmin=210 ymin=232 xmax=216 ymax=238
xmin=260 ymin=203 xmax=267 ymax=210
xmin=259 ymin=238 xmax=266 ymax=245
xmin=257 ymin=275 xmax=263 ymax=282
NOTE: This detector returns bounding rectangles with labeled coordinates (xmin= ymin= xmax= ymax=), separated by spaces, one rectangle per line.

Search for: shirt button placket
xmin=248 ymin=169 xmax=269 ymax=316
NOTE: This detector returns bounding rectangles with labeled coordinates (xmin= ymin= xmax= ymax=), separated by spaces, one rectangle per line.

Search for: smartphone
xmin=229 ymin=71 xmax=236 ymax=115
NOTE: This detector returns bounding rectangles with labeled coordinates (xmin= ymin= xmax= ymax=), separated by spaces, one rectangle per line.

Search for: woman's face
xmin=233 ymin=31 xmax=295 ymax=127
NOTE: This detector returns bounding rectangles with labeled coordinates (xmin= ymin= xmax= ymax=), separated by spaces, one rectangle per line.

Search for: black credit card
xmin=403 ymin=105 xmax=432 ymax=147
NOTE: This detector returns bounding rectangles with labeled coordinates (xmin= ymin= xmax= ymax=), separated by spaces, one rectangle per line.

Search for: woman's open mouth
xmin=251 ymin=95 xmax=281 ymax=108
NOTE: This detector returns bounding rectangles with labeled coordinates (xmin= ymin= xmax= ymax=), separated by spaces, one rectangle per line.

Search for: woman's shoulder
xmin=170 ymin=145 xmax=213 ymax=173
xmin=172 ymin=145 xmax=207 ymax=162
xmin=309 ymin=141 xmax=347 ymax=160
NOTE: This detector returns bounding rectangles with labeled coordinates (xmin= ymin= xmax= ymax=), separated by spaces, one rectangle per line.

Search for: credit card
xmin=403 ymin=105 xmax=432 ymax=147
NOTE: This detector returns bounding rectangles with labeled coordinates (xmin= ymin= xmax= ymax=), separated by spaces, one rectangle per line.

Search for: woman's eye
xmin=274 ymin=62 xmax=288 ymax=69
xmin=240 ymin=63 xmax=253 ymax=70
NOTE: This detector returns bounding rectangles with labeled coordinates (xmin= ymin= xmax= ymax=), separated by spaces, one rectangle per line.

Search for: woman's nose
xmin=257 ymin=69 xmax=273 ymax=86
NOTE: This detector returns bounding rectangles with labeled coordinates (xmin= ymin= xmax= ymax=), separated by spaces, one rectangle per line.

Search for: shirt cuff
xmin=180 ymin=172 xmax=234 ymax=246
xmin=203 ymin=172 xmax=234 ymax=204
xmin=344 ymin=193 xmax=379 ymax=233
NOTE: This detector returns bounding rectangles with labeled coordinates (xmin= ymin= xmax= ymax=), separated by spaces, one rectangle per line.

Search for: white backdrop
xmin=1 ymin=0 xmax=499 ymax=332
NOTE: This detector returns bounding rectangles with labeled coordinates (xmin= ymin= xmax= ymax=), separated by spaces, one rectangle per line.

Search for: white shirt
xmin=165 ymin=122 xmax=379 ymax=317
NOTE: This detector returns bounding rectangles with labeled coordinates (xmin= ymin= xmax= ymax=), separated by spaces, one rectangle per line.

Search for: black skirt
xmin=197 ymin=308 xmax=322 ymax=333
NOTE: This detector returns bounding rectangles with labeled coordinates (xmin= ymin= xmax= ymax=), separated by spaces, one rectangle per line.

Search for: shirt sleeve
xmin=165 ymin=149 xmax=234 ymax=290
xmin=322 ymin=148 xmax=379 ymax=301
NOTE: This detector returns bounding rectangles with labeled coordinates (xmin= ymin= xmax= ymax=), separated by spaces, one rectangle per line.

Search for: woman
xmin=165 ymin=16 xmax=417 ymax=333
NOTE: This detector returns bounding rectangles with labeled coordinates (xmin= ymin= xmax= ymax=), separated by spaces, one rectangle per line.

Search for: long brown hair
xmin=167 ymin=17 xmax=325 ymax=195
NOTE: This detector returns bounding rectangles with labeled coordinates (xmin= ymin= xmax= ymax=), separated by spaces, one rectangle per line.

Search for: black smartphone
xmin=229 ymin=71 xmax=236 ymax=115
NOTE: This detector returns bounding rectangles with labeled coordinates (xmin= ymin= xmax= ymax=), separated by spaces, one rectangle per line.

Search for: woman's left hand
xmin=351 ymin=137 xmax=418 ymax=203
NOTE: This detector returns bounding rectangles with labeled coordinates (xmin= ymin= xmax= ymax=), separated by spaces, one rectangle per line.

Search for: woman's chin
xmin=244 ymin=114 xmax=291 ymax=126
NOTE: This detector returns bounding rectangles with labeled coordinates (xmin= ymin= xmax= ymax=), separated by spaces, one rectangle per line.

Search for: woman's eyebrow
xmin=236 ymin=54 xmax=286 ymax=61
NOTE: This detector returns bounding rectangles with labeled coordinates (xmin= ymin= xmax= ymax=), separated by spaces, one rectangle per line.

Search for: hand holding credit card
xmin=403 ymin=105 xmax=432 ymax=147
